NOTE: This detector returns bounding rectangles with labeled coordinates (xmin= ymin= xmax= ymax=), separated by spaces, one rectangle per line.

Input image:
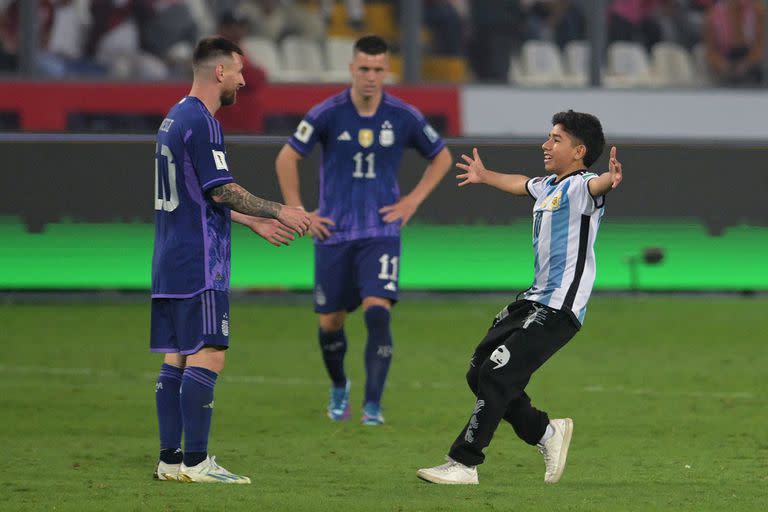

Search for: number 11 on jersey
xmin=378 ymin=253 xmax=399 ymax=280
xmin=352 ymin=152 xmax=376 ymax=179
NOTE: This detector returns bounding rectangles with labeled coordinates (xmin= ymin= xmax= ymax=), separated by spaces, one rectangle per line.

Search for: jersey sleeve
xmin=185 ymin=117 xmax=235 ymax=193
xmin=406 ymin=106 xmax=446 ymax=160
xmin=525 ymin=176 xmax=549 ymax=199
xmin=287 ymin=107 xmax=328 ymax=156
xmin=568 ymin=172 xmax=604 ymax=214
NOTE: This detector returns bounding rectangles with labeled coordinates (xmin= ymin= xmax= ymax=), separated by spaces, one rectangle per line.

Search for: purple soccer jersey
xmin=151 ymin=96 xmax=235 ymax=298
xmin=287 ymin=89 xmax=445 ymax=245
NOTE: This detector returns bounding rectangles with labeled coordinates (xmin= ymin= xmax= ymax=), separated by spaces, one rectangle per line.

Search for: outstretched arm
xmin=209 ymin=182 xmax=311 ymax=235
xmin=587 ymin=146 xmax=623 ymax=197
xmin=456 ymin=147 xmax=530 ymax=196
xmin=380 ymin=146 xmax=452 ymax=226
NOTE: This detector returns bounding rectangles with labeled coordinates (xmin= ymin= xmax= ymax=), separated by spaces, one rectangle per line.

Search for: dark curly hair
xmin=551 ymin=110 xmax=605 ymax=168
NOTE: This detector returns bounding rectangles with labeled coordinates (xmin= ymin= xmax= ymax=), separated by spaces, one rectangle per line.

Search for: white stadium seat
xmin=511 ymin=40 xmax=567 ymax=87
xmin=280 ymin=36 xmax=325 ymax=82
xmin=323 ymin=36 xmax=355 ymax=82
xmin=562 ymin=40 xmax=590 ymax=87
xmin=605 ymin=41 xmax=654 ymax=88
xmin=651 ymin=42 xmax=697 ymax=87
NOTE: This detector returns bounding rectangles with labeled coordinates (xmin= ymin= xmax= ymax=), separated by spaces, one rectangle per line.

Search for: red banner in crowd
xmin=0 ymin=82 xmax=460 ymax=135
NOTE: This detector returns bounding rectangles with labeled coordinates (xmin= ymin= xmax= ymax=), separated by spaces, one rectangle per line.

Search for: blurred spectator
xmin=522 ymin=0 xmax=585 ymax=48
xmin=139 ymin=0 xmax=198 ymax=75
xmin=0 ymin=0 xmax=54 ymax=71
xmin=84 ymin=0 xmax=168 ymax=79
xmin=423 ymin=0 xmax=468 ymax=56
xmin=0 ymin=0 xmax=106 ymax=76
xmin=238 ymin=0 xmax=326 ymax=41
xmin=704 ymin=0 xmax=765 ymax=86
xmin=467 ymin=0 xmax=524 ymax=81
xmin=214 ymin=11 xmax=266 ymax=132
xmin=608 ymin=0 xmax=665 ymax=50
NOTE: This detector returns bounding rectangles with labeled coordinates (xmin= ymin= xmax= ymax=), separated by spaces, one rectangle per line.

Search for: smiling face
xmin=218 ymin=52 xmax=245 ymax=107
xmin=349 ymin=50 xmax=388 ymax=101
xmin=541 ymin=123 xmax=587 ymax=176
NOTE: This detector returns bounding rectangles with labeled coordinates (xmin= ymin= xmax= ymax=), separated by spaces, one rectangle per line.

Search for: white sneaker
xmin=538 ymin=418 xmax=573 ymax=483
xmin=417 ymin=457 xmax=479 ymax=485
xmin=178 ymin=456 xmax=251 ymax=484
xmin=153 ymin=460 xmax=180 ymax=481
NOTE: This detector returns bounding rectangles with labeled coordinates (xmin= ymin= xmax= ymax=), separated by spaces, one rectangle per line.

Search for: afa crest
xmin=541 ymin=190 xmax=562 ymax=211
xmin=358 ymin=129 xmax=374 ymax=148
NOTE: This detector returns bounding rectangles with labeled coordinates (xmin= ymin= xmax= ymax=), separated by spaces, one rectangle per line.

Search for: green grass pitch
xmin=1 ymin=297 xmax=766 ymax=511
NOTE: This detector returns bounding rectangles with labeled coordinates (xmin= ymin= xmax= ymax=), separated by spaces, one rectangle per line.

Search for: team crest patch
xmin=358 ymin=128 xmax=374 ymax=148
xmin=541 ymin=190 xmax=562 ymax=211
xmin=379 ymin=121 xmax=394 ymax=147
xmin=315 ymin=285 xmax=326 ymax=306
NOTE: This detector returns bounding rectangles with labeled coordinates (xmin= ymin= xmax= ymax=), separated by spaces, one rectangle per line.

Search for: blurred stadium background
xmin=1 ymin=1 xmax=766 ymax=511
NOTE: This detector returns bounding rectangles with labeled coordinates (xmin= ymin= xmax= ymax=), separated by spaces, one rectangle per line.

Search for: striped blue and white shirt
xmin=522 ymin=171 xmax=605 ymax=326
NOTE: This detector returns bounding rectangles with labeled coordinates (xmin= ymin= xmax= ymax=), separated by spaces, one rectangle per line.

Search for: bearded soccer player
xmin=150 ymin=36 xmax=310 ymax=484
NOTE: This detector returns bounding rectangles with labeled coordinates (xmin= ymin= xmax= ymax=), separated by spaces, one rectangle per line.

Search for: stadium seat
xmin=280 ymin=36 xmax=325 ymax=82
xmin=605 ymin=41 xmax=654 ymax=88
xmin=651 ymin=42 xmax=697 ymax=87
xmin=242 ymin=36 xmax=295 ymax=82
xmin=562 ymin=40 xmax=590 ymax=87
xmin=691 ymin=42 xmax=714 ymax=85
xmin=323 ymin=36 xmax=356 ymax=82
xmin=511 ymin=40 xmax=567 ymax=87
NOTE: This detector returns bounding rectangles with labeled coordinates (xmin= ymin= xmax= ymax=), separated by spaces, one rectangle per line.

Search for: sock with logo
xmin=319 ymin=328 xmax=348 ymax=388
xmin=363 ymin=306 xmax=393 ymax=404
xmin=180 ymin=366 xmax=217 ymax=466
xmin=156 ymin=364 xmax=183 ymax=456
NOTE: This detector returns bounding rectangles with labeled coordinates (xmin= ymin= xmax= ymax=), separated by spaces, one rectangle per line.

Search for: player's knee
xmin=319 ymin=312 xmax=345 ymax=332
xmin=187 ymin=347 xmax=226 ymax=374
xmin=163 ymin=353 xmax=185 ymax=368
xmin=362 ymin=297 xmax=391 ymax=311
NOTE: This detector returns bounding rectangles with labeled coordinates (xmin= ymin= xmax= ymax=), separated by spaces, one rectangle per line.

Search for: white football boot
xmin=153 ymin=460 xmax=181 ymax=481
xmin=538 ymin=418 xmax=573 ymax=483
xmin=417 ymin=457 xmax=479 ymax=485
xmin=178 ymin=456 xmax=251 ymax=484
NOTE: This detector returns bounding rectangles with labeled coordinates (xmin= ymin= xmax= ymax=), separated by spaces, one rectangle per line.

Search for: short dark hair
xmin=551 ymin=110 xmax=605 ymax=168
xmin=354 ymin=35 xmax=388 ymax=56
xmin=193 ymin=36 xmax=243 ymax=68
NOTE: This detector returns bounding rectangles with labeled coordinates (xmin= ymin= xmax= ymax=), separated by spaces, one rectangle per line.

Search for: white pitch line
xmin=0 ymin=365 xmax=756 ymax=399
xmin=583 ymin=385 xmax=754 ymax=399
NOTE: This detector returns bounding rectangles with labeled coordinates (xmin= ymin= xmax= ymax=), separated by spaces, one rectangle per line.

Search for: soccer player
xmin=275 ymin=35 xmax=452 ymax=425
xmin=417 ymin=110 xmax=623 ymax=484
xmin=150 ymin=36 xmax=311 ymax=484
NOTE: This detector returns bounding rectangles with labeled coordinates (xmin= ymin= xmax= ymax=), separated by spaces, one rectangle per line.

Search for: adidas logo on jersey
xmin=384 ymin=281 xmax=397 ymax=292
xmin=337 ymin=131 xmax=352 ymax=141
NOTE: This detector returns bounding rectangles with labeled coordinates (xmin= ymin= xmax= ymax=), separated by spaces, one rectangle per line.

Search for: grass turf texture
xmin=1 ymin=297 xmax=766 ymax=511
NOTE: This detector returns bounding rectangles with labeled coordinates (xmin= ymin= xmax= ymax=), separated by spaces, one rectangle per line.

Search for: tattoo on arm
xmin=210 ymin=183 xmax=281 ymax=219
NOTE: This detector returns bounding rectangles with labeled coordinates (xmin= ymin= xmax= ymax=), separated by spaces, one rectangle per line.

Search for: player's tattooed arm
xmin=209 ymin=183 xmax=281 ymax=219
